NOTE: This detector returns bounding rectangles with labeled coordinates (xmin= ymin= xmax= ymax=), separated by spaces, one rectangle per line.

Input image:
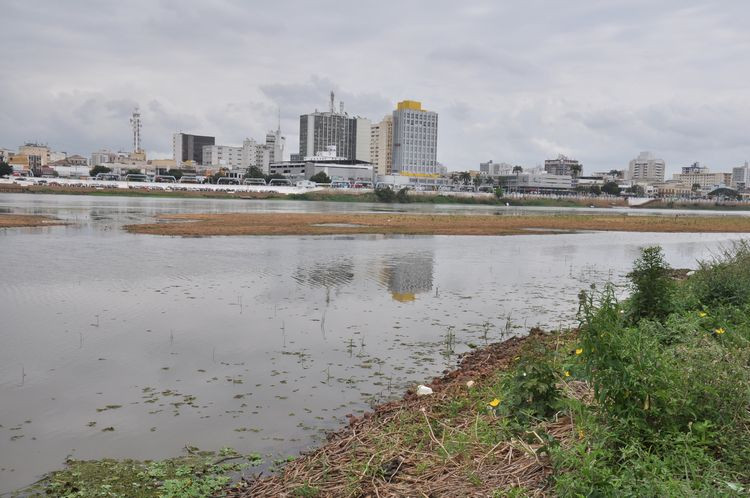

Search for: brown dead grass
xmin=124 ymin=212 xmax=750 ymax=237
xmin=0 ymin=214 xmax=65 ymax=228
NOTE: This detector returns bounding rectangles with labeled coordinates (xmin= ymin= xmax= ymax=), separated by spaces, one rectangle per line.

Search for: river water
xmin=0 ymin=193 xmax=745 ymax=493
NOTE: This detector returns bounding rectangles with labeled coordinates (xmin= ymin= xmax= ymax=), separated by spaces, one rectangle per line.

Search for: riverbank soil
xmin=124 ymin=212 xmax=750 ymax=237
xmin=227 ymin=329 xmax=573 ymax=497
xmin=0 ymin=214 xmax=64 ymax=228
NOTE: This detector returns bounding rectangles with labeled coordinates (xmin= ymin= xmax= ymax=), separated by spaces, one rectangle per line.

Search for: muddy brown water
xmin=0 ymin=193 xmax=746 ymax=493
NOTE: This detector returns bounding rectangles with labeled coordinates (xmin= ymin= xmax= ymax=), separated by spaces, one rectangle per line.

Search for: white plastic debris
xmin=416 ymin=385 xmax=433 ymax=396
xmin=466 ymin=380 xmax=475 ymax=389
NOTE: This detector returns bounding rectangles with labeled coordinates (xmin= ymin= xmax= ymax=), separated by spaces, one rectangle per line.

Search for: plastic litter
xmin=416 ymin=385 xmax=433 ymax=396
xmin=466 ymin=380 xmax=475 ymax=388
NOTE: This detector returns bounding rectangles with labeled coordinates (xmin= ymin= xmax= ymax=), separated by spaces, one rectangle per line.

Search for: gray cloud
xmin=1 ymin=0 xmax=749 ymax=172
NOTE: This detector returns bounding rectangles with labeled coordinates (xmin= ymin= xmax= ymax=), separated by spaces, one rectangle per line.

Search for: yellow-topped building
xmin=396 ymin=100 xmax=423 ymax=111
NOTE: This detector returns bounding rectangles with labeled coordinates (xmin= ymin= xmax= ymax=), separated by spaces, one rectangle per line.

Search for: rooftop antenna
xmin=329 ymin=91 xmax=335 ymax=113
xmin=130 ymin=107 xmax=142 ymax=153
xmin=339 ymin=101 xmax=344 ymax=114
xmin=277 ymin=107 xmax=281 ymax=134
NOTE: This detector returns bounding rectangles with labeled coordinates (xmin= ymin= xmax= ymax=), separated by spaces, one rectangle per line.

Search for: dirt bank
xmin=0 ymin=214 xmax=65 ymax=228
xmin=225 ymin=330 xmax=573 ymax=497
xmin=124 ymin=212 xmax=750 ymax=237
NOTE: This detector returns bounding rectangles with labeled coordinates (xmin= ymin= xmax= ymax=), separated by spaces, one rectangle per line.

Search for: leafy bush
xmin=396 ymin=187 xmax=411 ymax=203
xmin=499 ymin=353 xmax=560 ymax=421
xmin=688 ymin=240 xmax=750 ymax=307
xmin=309 ymin=171 xmax=331 ymax=184
xmin=627 ymin=246 xmax=675 ymax=322
xmin=374 ymin=187 xmax=396 ymax=202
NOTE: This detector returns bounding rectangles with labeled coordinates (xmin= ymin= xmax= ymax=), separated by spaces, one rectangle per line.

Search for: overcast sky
xmin=2 ymin=0 xmax=749 ymax=174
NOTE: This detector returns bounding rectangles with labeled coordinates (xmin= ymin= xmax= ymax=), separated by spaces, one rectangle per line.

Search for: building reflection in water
xmin=379 ymin=251 xmax=434 ymax=302
xmin=291 ymin=258 xmax=355 ymax=289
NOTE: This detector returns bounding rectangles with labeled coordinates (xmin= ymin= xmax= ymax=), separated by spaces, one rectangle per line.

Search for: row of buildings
xmin=167 ymin=93 xmax=442 ymax=184
xmin=478 ymin=152 xmax=750 ymax=196
xmin=2 ymin=96 xmax=748 ymax=197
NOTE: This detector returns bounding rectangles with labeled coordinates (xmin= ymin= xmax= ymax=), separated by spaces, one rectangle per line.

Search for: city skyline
xmin=2 ymin=1 xmax=749 ymax=175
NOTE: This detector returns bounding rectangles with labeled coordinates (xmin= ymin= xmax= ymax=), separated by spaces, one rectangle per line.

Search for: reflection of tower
xmin=130 ymin=107 xmax=142 ymax=153
xmin=380 ymin=252 xmax=434 ymax=302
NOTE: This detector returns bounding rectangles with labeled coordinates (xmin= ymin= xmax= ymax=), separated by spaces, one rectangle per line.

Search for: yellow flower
xmin=575 ymin=348 xmax=583 ymax=355
xmin=715 ymin=327 xmax=725 ymax=335
xmin=698 ymin=311 xmax=707 ymax=318
xmin=489 ymin=398 xmax=500 ymax=407
xmin=564 ymin=371 xmax=571 ymax=377
xmin=578 ymin=429 xmax=585 ymax=440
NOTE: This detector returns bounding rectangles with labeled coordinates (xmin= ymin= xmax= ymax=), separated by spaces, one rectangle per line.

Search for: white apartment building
xmin=370 ymin=115 xmax=393 ymax=176
xmin=732 ymin=161 xmax=749 ymax=189
xmin=392 ymin=100 xmax=438 ymax=174
xmin=203 ymin=129 xmax=285 ymax=173
xmin=627 ymin=151 xmax=665 ymax=182
xmin=480 ymin=160 xmax=514 ymax=176
xmin=202 ymin=144 xmax=244 ymax=169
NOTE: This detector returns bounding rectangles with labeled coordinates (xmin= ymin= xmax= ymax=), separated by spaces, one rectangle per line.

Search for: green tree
xmin=309 ymin=171 xmax=331 ymax=184
xmin=484 ymin=176 xmax=495 ymax=186
xmin=166 ymin=169 xmax=183 ymax=180
xmin=589 ymin=185 xmax=601 ymax=196
xmin=494 ymin=186 xmax=504 ymax=199
xmin=89 ymin=165 xmax=112 ymax=177
xmin=627 ymin=184 xmax=645 ymax=196
xmin=126 ymin=168 xmax=142 ymax=175
xmin=628 ymin=246 xmax=674 ymax=323
xmin=570 ymin=163 xmax=582 ymax=178
xmin=691 ymin=183 xmax=701 ymax=193
xmin=601 ymin=181 xmax=620 ymax=196
xmin=512 ymin=165 xmax=523 ymax=176
xmin=244 ymin=166 xmax=265 ymax=179
xmin=0 ymin=161 xmax=13 ymax=176
xmin=458 ymin=171 xmax=472 ymax=185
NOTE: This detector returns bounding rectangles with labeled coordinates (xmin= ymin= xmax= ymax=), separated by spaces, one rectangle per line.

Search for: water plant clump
xmin=18 ymin=447 xmax=261 ymax=498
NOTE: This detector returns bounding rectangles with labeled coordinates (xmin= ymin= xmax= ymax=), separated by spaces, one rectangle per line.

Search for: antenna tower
xmin=130 ymin=107 xmax=142 ymax=153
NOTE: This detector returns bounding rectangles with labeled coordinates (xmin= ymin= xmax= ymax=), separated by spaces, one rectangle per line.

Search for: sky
xmin=1 ymin=0 xmax=749 ymax=175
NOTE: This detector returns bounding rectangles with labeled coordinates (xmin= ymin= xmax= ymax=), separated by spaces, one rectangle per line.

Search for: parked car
xmin=353 ymin=181 xmax=374 ymax=189
xmin=331 ymin=181 xmax=351 ymax=189
xmin=295 ymin=180 xmax=317 ymax=188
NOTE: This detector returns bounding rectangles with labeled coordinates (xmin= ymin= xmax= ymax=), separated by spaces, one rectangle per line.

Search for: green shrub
xmin=628 ymin=246 xmax=675 ymax=322
xmin=688 ymin=240 xmax=750 ymax=307
xmin=374 ymin=187 xmax=396 ymax=202
xmin=499 ymin=353 xmax=560 ymax=421
xmin=396 ymin=187 xmax=411 ymax=203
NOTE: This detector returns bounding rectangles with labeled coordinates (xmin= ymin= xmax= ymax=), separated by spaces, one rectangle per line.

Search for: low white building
xmin=202 ymin=144 xmax=243 ymax=169
xmin=500 ymin=172 xmax=572 ymax=192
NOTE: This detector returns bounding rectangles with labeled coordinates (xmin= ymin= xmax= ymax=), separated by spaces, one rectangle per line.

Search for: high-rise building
xmin=627 ymin=151 xmax=665 ymax=182
xmin=173 ymin=133 xmax=215 ymax=165
xmin=370 ymin=115 xmax=393 ymax=176
xmin=298 ymin=91 xmax=370 ymax=162
xmin=544 ymin=155 xmax=582 ymax=176
xmin=391 ymin=100 xmax=438 ymax=174
xmin=732 ymin=161 xmax=750 ymax=189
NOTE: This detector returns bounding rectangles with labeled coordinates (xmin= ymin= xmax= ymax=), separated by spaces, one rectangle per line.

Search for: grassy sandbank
xmin=123 ymin=212 xmax=750 ymax=237
xmin=0 ymin=214 xmax=65 ymax=228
